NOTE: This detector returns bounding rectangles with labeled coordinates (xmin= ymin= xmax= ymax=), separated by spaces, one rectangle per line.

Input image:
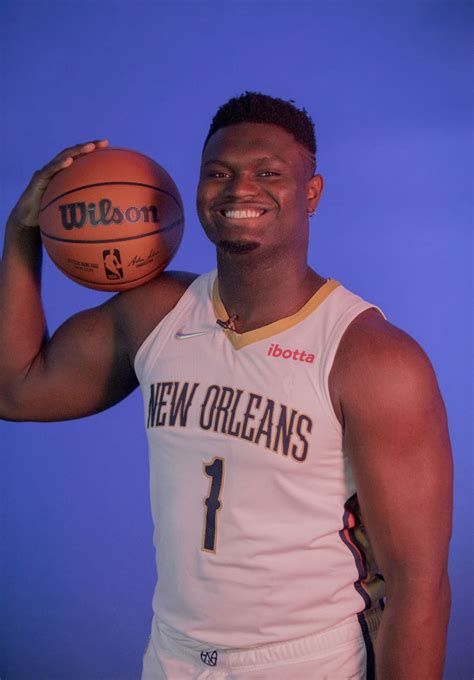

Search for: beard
xmin=218 ymin=239 xmax=260 ymax=254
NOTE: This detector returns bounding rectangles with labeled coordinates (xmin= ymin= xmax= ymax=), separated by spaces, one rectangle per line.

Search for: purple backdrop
xmin=1 ymin=1 xmax=472 ymax=678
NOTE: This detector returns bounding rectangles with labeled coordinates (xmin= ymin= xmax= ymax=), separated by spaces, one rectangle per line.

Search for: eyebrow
xmin=203 ymin=155 xmax=289 ymax=167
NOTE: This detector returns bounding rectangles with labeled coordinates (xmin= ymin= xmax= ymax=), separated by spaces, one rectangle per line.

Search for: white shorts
xmin=141 ymin=608 xmax=382 ymax=680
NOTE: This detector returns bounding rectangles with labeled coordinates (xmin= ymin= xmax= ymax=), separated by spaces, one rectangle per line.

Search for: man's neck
xmin=216 ymin=251 xmax=326 ymax=333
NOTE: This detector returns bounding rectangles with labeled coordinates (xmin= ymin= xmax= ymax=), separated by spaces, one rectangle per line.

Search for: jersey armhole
xmin=320 ymin=303 xmax=386 ymax=434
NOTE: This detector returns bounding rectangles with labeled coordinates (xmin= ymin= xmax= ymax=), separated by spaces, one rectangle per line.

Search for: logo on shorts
xmin=200 ymin=649 xmax=218 ymax=666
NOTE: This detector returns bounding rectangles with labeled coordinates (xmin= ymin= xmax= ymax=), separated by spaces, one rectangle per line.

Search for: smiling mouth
xmin=219 ymin=208 xmax=267 ymax=219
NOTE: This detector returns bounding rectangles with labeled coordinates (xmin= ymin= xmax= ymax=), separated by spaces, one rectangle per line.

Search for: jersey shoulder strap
xmin=134 ymin=270 xmax=215 ymax=379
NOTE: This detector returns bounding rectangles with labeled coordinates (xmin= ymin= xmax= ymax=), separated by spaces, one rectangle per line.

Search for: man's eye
xmin=208 ymin=172 xmax=230 ymax=178
xmin=259 ymin=171 xmax=279 ymax=177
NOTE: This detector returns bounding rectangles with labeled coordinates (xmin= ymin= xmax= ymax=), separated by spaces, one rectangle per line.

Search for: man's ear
xmin=307 ymin=174 xmax=324 ymax=214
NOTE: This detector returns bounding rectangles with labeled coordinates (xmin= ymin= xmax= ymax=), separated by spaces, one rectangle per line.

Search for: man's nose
xmin=224 ymin=173 xmax=259 ymax=198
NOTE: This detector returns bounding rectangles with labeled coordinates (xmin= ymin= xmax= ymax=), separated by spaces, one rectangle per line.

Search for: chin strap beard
xmin=216 ymin=314 xmax=239 ymax=332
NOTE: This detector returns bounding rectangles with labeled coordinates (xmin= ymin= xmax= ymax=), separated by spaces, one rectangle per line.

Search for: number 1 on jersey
xmin=202 ymin=457 xmax=224 ymax=553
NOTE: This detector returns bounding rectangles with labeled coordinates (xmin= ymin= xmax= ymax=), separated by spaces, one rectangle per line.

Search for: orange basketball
xmin=39 ymin=147 xmax=184 ymax=291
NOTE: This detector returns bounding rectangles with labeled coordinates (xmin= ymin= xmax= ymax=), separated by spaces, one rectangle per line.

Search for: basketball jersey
xmin=134 ymin=271 xmax=386 ymax=649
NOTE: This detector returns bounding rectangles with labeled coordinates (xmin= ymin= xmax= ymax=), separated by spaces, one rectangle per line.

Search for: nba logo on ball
xmin=103 ymin=249 xmax=124 ymax=280
xmin=38 ymin=148 xmax=184 ymax=291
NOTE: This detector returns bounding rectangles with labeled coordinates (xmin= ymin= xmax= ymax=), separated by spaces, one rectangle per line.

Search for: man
xmin=0 ymin=93 xmax=452 ymax=679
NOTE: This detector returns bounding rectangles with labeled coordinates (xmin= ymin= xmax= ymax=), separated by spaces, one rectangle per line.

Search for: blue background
xmin=1 ymin=1 xmax=472 ymax=678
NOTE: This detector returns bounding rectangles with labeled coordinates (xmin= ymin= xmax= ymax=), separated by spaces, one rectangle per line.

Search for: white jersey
xmin=134 ymin=271 xmax=385 ymax=649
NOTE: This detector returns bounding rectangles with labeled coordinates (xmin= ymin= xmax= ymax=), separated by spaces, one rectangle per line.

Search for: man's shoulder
xmin=338 ymin=308 xmax=428 ymax=370
xmin=110 ymin=270 xmax=200 ymax=359
xmin=330 ymin=308 xmax=439 ymax=424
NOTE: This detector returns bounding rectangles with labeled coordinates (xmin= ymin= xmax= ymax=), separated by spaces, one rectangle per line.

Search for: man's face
xmin=197 ymin=122 xmax=322 ymax=257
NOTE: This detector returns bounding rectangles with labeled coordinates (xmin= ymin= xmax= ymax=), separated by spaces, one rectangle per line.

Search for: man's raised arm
xmin=0 ymin=140 xmax=139 ymax=421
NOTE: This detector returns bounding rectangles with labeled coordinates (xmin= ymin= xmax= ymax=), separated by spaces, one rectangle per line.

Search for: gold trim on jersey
xmin=212 ymin=277 xmax=340 ymax=350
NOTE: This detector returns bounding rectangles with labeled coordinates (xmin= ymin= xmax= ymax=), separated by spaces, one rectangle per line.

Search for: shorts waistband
xmin=153 ymin=608 xmax=383 ymax=670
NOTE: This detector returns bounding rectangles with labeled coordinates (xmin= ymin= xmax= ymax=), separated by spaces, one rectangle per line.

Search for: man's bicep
xmin=338 ymin=320 xmax=453 ymax=592
xmin=3 ymin=301 xmax=137 ymax=422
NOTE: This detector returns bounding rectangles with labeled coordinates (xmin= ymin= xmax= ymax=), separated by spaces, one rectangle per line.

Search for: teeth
xmin=223 ymin=209 xmax=265 ymax=219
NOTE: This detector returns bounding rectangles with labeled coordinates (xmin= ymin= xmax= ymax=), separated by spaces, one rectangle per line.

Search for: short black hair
xmin=204 ymin=91 xmax=317 ymax=169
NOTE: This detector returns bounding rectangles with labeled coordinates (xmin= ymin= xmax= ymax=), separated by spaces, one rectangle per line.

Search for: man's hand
xmin=9 ymin=139 xmax=109 ymax=229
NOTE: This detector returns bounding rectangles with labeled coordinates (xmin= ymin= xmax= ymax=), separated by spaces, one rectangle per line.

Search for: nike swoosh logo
xmin=175 ymin=330 xmax=210 ymax=340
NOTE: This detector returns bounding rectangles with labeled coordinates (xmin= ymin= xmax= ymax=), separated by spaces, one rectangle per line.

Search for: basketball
xmin=38 ymin=147 xmax=184 ymax=291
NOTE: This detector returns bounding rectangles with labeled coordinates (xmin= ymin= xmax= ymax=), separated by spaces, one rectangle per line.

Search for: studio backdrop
xmin=1 ymin=2 xmax=472 ymax=679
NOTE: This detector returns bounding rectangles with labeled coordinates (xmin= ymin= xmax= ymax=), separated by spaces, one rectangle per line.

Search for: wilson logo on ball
xmin=58 ymin=198 xmax=160 ymax=230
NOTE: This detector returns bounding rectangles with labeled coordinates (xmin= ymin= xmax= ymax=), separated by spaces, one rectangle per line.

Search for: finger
xmin=12 ymin=140 xmax=109 ymax=228
xmin=64 ymin=138 xmax=109 ymax=156
xmin=51 ymin=138 xmax=109 ymax=164
xmin=39 ymin=139 xmax=109 ymax=181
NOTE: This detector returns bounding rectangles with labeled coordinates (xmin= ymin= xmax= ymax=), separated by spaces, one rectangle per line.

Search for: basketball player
xmin=0 ymin=93 xmax=452 ymax=679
